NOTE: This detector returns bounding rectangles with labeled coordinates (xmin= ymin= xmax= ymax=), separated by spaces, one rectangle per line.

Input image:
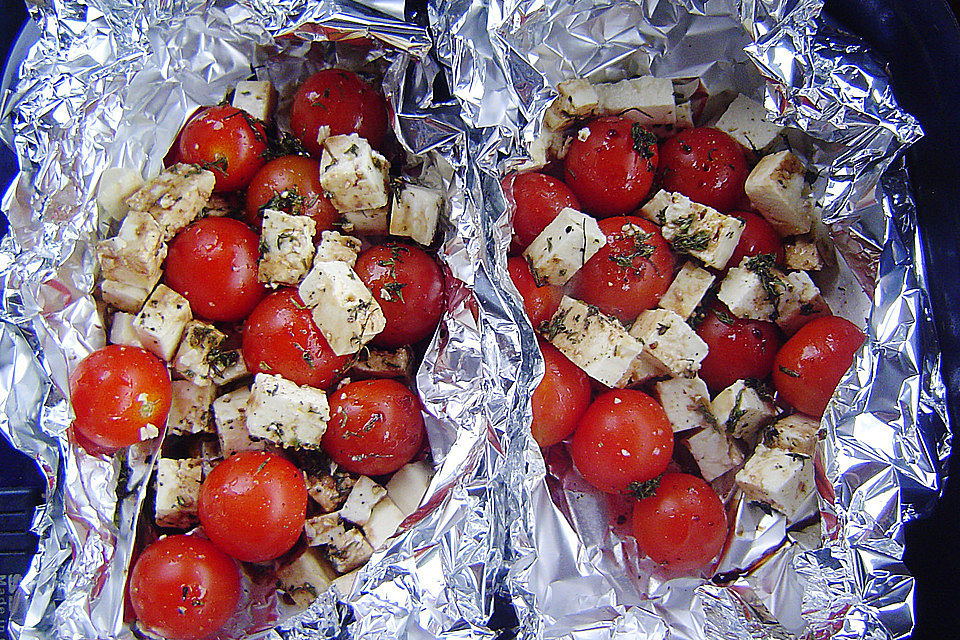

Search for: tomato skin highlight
xmin=69 ymin=345 xmax=171 ymax=452
xmin=508 ymin=256 xmax=563 ymax=329
xmin=503 ymin=172 xmax=581 ymax=253
xmin=177 ymin=105 xmax=268 ymax=193
xmin=657 ymin=127 xmax=748 ymax=213
xmin=164 ymin=217 xmax=267 ymax=323
xmin=563 ymin=117 xmax=658 ymax=218
xmin=531 ymin=339 xmax=592 ymax=448
xmin=695 ymin=302 xmax=783 ymax=393
xmin=128 ymin=535 xmax=241 ymax=640
xmin=198 ymin=452 xmax=307 ymax=563
xmin=244 ymin=155 xmax=340 ymax=239
xmin=773 ymin=315 xmax=865 ymax=417
xmin=631 ymin=473 xmax=728 ymax=570
xmin=570 ymin=389 xmax=674 ymax=494
xmin=323 ymin=379 xmax=425 ymax=476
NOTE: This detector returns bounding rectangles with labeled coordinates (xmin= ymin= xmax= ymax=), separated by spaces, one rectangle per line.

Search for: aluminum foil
xmin=428 ymin=0 xmax=947 ymax=639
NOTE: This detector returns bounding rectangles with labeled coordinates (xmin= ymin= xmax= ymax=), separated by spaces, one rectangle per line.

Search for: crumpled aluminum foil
xmin=429 ymin=0 xmax=947 ymax=639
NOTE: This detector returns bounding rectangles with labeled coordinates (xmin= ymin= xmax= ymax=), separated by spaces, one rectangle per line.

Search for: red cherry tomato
xmin=164 ymin=217 xmax=266 ymax=323
xmin=128 ymin=535 xmax=241 ymax=640
xmin=242 ymin=288 xmax=349 ymax=389
xmin=725 ymin=210 xmax=784 ymax=269
xmin=323 ymin=379 xmax=425 ymax=476
xmin=695 ymin=301 xmax=783 ymax=393
xmin=198 ymin=452 xmax=307 ymax=563
xmin=631 ymin=473 xmax=727 ymax=570
xmin=69 ymin=345 xmax=171 ymax=452
xmin=508 ymin=256 xmax=562 ymax=329
xmin=177 ymin=106 xmax=268 ymax=192
xmin=531 ymin=339 xmax=592 ymax=448
xmin=244 ymin=155 xmax=340 ymax=239
xmin=657 ymin=127 xmax=748 ymax=212
xmin=568 ymin=216 xmax=675 ymax=324
xmin=503 ymin=172 xmax=581 ymax=253
xmin=772 ymin=315 xmax=865 ymax=417
xmin=563 ymin=117 xmax=659 ymax=218
xmin=570 ymin=389 xmax=674 ymax=494
xmin=353 ymin=244 xmax=445 ymax=348
xmin=290 ymin=69 xmax=389 ymax=156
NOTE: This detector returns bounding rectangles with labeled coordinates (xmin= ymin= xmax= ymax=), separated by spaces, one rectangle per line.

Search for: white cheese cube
xmin=125 ymin=163 xmax=216 ymax=241
xmin=349 ymin=346 xmax=414 ymax=379
xmin=385 ymin=461 xmax=433 ymax=517
xmin=325 ymin=528 xmax=374 ymax=573
xmin=629 ymin=308 xmax=708 ymax=378
xmin=683 ymin=427 xmax=744 ymax=481
xmin=172 ymin=320 xmax=226 ymax=384
xmin=556 ymin=78 xmax=600 ymax=119
xmin=167 ymin=379 xmax=216 ymax=435
xmin=339 ymin=476 xmax=387 ymax=526
xmin=154 ymin=458 xmax=202 ymax=529
xmin=744 ymin=151 xmax=814 ymax=236
xmin=658 ymin=262 xmax=715 ymax=319
xmin=655 ymin=376 xmax=715 ymax=433
xmin=543 ymin=101 xmax=576 ymax=131
xmin=201 ymin=194 xmax=235 ymax=218
xmin=307 ymin=465 xmax=358 ymax=513
xmin=713 ymin=95 xmax=784 ymax=153
xmin=304 ymin=512 xmax=347 ymax=547
xmin=258 ymin=209 xmax=316 ymax=287
xmin=331 ymin=569 xmax=359 ymax=596
xmin=776 ymin=270 xmax=830 ymax=335
xmin=319 ymin=134 xmax=390 ymax=212
xmin=209 ymin=349 xmax=249 ymax=386
xmin=97 ymin=209 xmax=167 ymax=290
xmin=735 ymin=444 xmax=815 ymax=520
xmin=363 ymin=497 xmax=405 ymax=550
xmin=96 ymin=167 xmax=143 ymax=221
xmin=764 ymin=414 xmax=822 ymax=457
xmin=711 ymin=379 xmax=777 ymax=440
xmin=389 ymin=183 xmax=443 ymax=246
xmin=523 ymin=207 xmax=607 ymax=286
xmin=298 ymin=261 xmax=386 ymax=356
xmin=231 ymin=80 xmax=276 ymax=122
xmin=108 ymin=312 xmax=144 ymax=348
xmin=246 ymin=373 xmax=330 ymax=449
xmin=133 ymin=284 xmax=192 ymax=361
xmin=276 ymin=548 xmax=336 ymax=609
xmin=624 ymin=350 xmax=669 ymax=386
xmin=638 ymin=190 xmax=744 ymax=269
xmin=315 ymin=230 xmax=362 ymax=266
xmin=100 ymin=279 xmax=153 ymax=314
xmin=675 ymin=101 xmax=695 ymax=129
xmin=784 ymin=235 xmax=824 ymax=271
xmin=212 ymin=387 xmax=265 ymax=457
xmin=199 ymin=439 xmax=223 ymax=478
xmin=341 ymin=207 xmax=389 ymax=235
xmin=597 ymin=77 xmax=676 ymax=127
xmin=542 ymin=296 xmax=644 ymax=388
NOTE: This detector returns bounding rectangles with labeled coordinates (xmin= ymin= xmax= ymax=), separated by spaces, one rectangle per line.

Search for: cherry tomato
xmin=695 ymin=301 xmax=783 ymax=393
xmin=242 ymin=288 xmax=349 ymax=389
xmin=631 ymin=473 xmax=727 ymax=570
xmin=164 ymin=217 xmax=266 ymax=323
xmin=725 ymin=210 xmax=784 ymax=269
xmin=772 ymin=315 xmax=865 ymax=417
xmin=508 ymin=256 xmax=562 ymax=329
xmin=199 ymin=451 xmax=307 ymax=563
xmin=290 ymin=69 xmax=389 ymax=156
xmin=69 ymin=345 xmax=171 ymax=452
xmin=568 ymin=217 xmax=675 ymax=324
xmin=563 ymin=117 xmax=659 ymax=218
xmin=177 ymin=105 xmax=268 ymax=192
xmin=503 ymin=172 xmax=581 ymax=253
xmin=570 ymin=389 xmax=674 ymax=494
xmin=128 ymin=535 xmax=241 ymax=640
xmin=245 ymin=155 xmax=340 ymax=239
xmin=353 ymin=244 xmax=445 ymax=348
xmin=657 ymin=127 xmax=748 ymax=213
xmin=323 ymin=379 xmax=424 ymax=476
xmin=531 ymin=339 xmax=592 ymax=448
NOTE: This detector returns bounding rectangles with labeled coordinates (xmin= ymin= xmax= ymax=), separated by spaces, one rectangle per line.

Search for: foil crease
xmin=429 ymin=1 xmax=946 ymax=640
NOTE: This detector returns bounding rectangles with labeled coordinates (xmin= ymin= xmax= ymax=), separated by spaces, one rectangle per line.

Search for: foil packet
xmin=428 ymin=0 xmax=948 ymax=639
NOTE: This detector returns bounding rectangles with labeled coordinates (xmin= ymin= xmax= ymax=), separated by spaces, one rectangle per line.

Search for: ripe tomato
xmin=128 ymin=535 xmax=240 ymax=640
xmin=568 ymin=217 xmax=675 ymax=324
xmin=242 ymin=288 xmax=349 ymax=389
xmin=290 ymin=69 xmax=389 ymax=157
xmin=177 ymin=105 xmax=268 ymax=192
xmin=199 ymin=451 xmax=307 ymax=563
xmin=725 ymin=210 xmax=784 ymax=269
xmin=69 ymin=345 xmax=171 ymax=452
xmin=323 ymin=379 xmax=424 ymax=476
xmin=244 ymin=155 xmax=340 ymax=239
xmin=563 ymin=117 xmax=659 ymax=218
xmin=503 ymin=172 xmax=581 ymax=253
xmin=353 ymin=244 xmax=445 ymax=348
xmin=695 ymin=301 xmax=783 ymax=393
xmin=657 ymin=127 xmax=748 ymax=213
xmin=508 ymin=256 xmax=562 ymax=329
xmin=570 ymin=389 xmax=673 ymax=494
xmin=631 ymin=473 xmax=727 ymax=570
xmin=531 ymin=339 xmax=592 ymax=448
xmin=772 ymin=315 xmax=865 ymax=417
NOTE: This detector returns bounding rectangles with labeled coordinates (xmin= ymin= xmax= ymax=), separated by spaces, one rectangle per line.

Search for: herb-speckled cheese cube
xmin=363 ymin=496 xmax=405 ymax=550
xmin=711 ymin=379 xmax=777 ymax=441
xmin=246 ymin=373 xmax=330 ymax=449
xmin=209 ymin=348 xmax=249 ymax=386
xmin=556 ymin=78 xmax=600 ymax=119
xmin=763 ymin=414 xmax=822 ymax=457
xmin=125 ymin=163 xmax=216 ymax=241
xmin=597 ymin=77 xmax=676 ymax=127
xmin=349 ymin=346 xmax=413 ymax=379
xmin=231 ymin=80 xmax=276 ymax=122
xmin=304 ymin=512 xmax=347 ymax=547
xmin=133 ymin=284 xmax=192 ymax=361
xmin=315 ymin=230 xmax=362 ymax=266
xmin=154 ymin=457 xmax=202 ymax=529
xmin=276 ymin=548 xmax=337 ymax=609
xmin=629 ymin=308 xmax=708 ymax=378
xmin=100 ymin=280 xmax=153 ymax=314
xmin=714 ymin=95 xmax=784 ymax=154
xmin=97 ymin=209 xmax=167 ymax=290
xmin=173 ymin=320 xmax=226 ymax=384
xmin=307 ymin=465 xmax=358 ymax=513
xmin=319 ymin=134 xmax=390 ymax=212
xmin=776 ymin=271 xmax=830 ymax=335
xmin=298 ymin=260 xmax=386 ymax=356
xmin=258 ymin=209 xmax=317 ymax=287
xmin=341 ymin=206 xmax=389 ymax=235
xmin=744 ymin=151 xmax=814 ymax=236
xmin=389 ymin=183 xmax=443 ymax=246
xmin=109 ymin=312 xmax=144 ymax=348
xmin=523 ymin=207 xmax=606 ymax=286
xmin=658 ymin=262 xmax=715 ymax=319
xmin=167 ymin=379 xmax=215 ymax=435
xmin=385 ymin=461 xmax=433 ymax=517
xmin=784 ymin=235 xmax=824 ymax=271
xmin=338 ymin=476 xmax=387 ymax=526
xmin=639 ymin=190 xmax=744 ymax=269
xmin=655 ymin=376 xmax=715 ymax=433
xmin=735 ymin=444 xmax=815 ymax=520
xmin=542 ymin=296 xmax=643 ymax=388
xmin=325 ymin=528 xmax=374 ymax=573
xmin=683 ymin=427 xmax=744 ymax=481
xmin=212 ymin=387 xmax=265 ymax=457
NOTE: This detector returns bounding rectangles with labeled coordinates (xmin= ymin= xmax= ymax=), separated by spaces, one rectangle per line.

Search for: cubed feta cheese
xmin=298 ymin=261 xmax=386 ymax=356
xmin=173 ymin=321 xmax=226 ymax=384
xmin=629 ymin=308 xmax=708 ymax=378
xmin=208 ymin=349 xmax=249 ymax=386
xmin=331 ymin=569 xmax=359 ymax=596
xmin=325 ymin=528 xmax=374 ymax=573
xmin=319 ymin=134 xmax=390 ymax=212
xmin=258 ymin=209 xmax=316 ymax=287
xmin=167 ymin=379 xmax=215 ymax=435
xmin=713 ymin=95 xmax=784 ymax=154
xmin=711 ymin=379 xmax=777 ymax=440
xmin=348 ymin=346 xmax=413 ymax=379
xmin=363 ymin=497 xmax=405 ymax=550
xmin=763 ymin=414 xmax=822 ymax=457
xmin=133 ymin=284 xmax=192 ymax=361
xmin=125 ymin=163 xmax=216 ymax=241
xmin=683 ymin=427 xmax=744 ymax=481
xmin=338 ymin=476 xmax=387 ymax=526
xmin=246 ymin=373 xmax=330 ymax=449
xmin=231 ymin=80 xmax=276 ymax=122
xmin=735 ymin=444 xmax=816 ymax=520
xmin=775 ymin=270 xmax=830 ymax=335
xmin=154 ymin=458 xmax=202 ymax=529
xmin=744 ymin=151 xmax=814 ymax=236
xmin=314 ymin=230 xmax=362 ymax=266
xmin=674 ymin=101 xmax=695 ymax=129
xmin=385 ymin=461 xmax=433 ymax=517
xmin=389 ymin=183 xmax=443 ymax=246
xmin=784 ymin=235 xmax=824 ymax=271
xmin=100 ymin=279 xmax=153 ymax=314
xmin=97 ymin=209 xmax=167 ymax=290
xmin=108 ymin=312 xmax=144 ymax=348
xmin=655 ymin=376 xmax=715 ymax=433
xmin=96 ymin=167 xmax=143 ymax=221
xmin=639 ymin=190 xmax=744 ymax=269
xmin=597 ymin=77 xmax=676 ymax=127
xmin=658 ymin=262 xmax=716 ymax=319
xmin=556 ymin=78 xmax=600 ymax=119
xmin=523 ymin=207 xmax=607 ymax=286
xmin=200 ymin=194 xmax=235 ymax=218
xmin=306 ymin=465 xmax=358 ymax=513
xmin=212 ymin=387 xmax=265 ymax=457
xmin=276 ymin=548 xmax=337 ymax=609
xmin=304 ymin=512 xmax=348 ymax=547
xmin=341 ymin=206 xmax=389 ymax=235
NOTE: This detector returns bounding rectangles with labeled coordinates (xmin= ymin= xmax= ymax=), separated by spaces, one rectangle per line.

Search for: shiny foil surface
xmin=429 ymin=0 xmax=947 ymax=639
